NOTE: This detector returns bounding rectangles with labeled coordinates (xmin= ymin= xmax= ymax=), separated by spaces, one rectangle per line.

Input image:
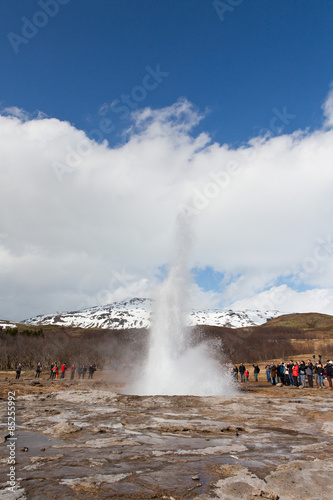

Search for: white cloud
xmin=1 ymin=91 xmax=333 ymax=320
xmin=1 ymin=106 xmax=47 ymax=122
xmin=322 ymin=85 xmax=333 ymax=128
xmin=230 ymin=285 xmax=333 ymax=316
xmin=1 ymin=106 xmax=30 ymax=120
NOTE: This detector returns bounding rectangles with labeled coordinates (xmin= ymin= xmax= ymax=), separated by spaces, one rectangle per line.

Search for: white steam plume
xmin=129 ymin=213 xmax=236 ymax=396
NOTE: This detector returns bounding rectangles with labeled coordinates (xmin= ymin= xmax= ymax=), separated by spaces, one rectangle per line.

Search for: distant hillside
xmin=1 ymin=313 xmax=332 ymax=369
xmin=21 ymin=297 xmax=281 ymax=329
xmin=262 ymin=312 xmax=333 ymax=331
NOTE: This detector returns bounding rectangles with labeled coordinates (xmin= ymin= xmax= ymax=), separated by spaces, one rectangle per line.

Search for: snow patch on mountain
xmin=0 ymin=319 xmax=17 ymax=329
xmin=22 ymin=298 xmax=152 ymax=330
xmin=22 ymin=298 xmax=281 ymax=330
xmin=189 ymin=308 xmax=280 ymax=328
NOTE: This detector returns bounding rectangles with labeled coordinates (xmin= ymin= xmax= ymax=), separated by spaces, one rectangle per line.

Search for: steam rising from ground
xmin=129 ymin=215 xmax=236 ymax=396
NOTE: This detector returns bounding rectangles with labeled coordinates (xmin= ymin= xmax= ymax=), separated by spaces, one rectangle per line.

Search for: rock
xmin=20 ymin=447 xmax=29 ymax=452
xmin=253 ymin=490 xmax=279 ymax=499
xmin=265 ymin=460 xmax=333 ymax=498
xmin=192 ymin=475 xmax=200 ymax=480
xmin=44 ymin=421 xmax=82 ymax=437
xmin=92 ymin=427 xmax=108 ymax=433
xmin=40 ymin=447 xmax=46 ymax=451
xmin=2 ymin=433 xmax=10 ymax=442
xmin=322 ymin=421 xmax=333 ymax=435
xmin=276 ymin=383 xmax=283 ymax=387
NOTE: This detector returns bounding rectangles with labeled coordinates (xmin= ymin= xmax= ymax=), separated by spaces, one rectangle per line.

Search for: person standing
xmin=297 ymin=361 xmax=302 ymax=386
xmin=265 ymin=363 xmax=271 ymax=382
xmin=60 ymin=363 xmax=66 ymax=379
xmin=245 ymin=369 xmax=249 ymax=382
xmin=278 ymin=362 xmax=285 ymax=385
xmin=284 ymin=366 xmax=290 ymax=386
xmin=276 ymin=364 xmax=281 ymax=384
xmin=270 ymin=364 xmax=277 ymax=385
xmin=15 ymin=363 xmax=22 ymax=379
xmin=299 ymin=360 xmax=306 ymax=387
xmin=292 ymin=362 xmax=299 ymax=387
xmin=239 ymin=363 xmax=246 ymax=382
xmin=306 ymin=360 xmax=313 ymax=388
xmin=317 ymin=363 xmax=325 ymax=389
xmin=325 ymin=360 xmax=332 ymax=389
xmin=70 ymin=364 xmax=76 ymax=380
xmin=35 ymin=362 xmax=42 ymax=378
xmin=253 ymin=364 xmax=260 ymax=382
xmin=49 ymin=362 xmax=55 ymax=380
xmin=232 ymin=365 xmax=239 ymax=381
xmin=313 ymin=363 xmax=319 ymax=388
xmin=88 ymin=363 xmax=97 ymax=379
xmin=88 ymin=364 xmax=94 ymax=379
xmin=287 ymin=360 xmax=294 ymax=386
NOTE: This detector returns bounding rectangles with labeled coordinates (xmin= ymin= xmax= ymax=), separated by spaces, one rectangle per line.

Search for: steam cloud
xmin=129 ymin=214 xmax=235 ymax=396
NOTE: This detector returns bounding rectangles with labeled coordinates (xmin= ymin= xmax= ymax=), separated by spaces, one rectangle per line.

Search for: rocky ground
xmin=0 ymin=372 xmax=332 ymax=500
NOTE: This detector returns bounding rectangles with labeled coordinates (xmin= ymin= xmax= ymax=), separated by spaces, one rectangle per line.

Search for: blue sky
xmin=1 ymin=1 xmax=333 ymax=319
xmin=2 ymin=1 xmax=332 ymax=144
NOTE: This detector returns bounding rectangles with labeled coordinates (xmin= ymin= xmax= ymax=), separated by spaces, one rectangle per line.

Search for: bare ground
xmin=0 ymin=370 xmax=332 ymax=500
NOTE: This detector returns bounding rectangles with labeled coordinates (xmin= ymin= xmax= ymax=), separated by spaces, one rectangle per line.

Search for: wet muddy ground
xmin=0 ymin=374 xmax=332 ymax=499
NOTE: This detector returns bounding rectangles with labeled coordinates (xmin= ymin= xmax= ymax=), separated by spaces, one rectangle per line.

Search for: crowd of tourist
xmin=15 ymin=355 xmax=333 ymax=389
xmin=15 ymin=362 xmax=97 ymax=380
xmin=231 ymin=355 xmax=333 ymax=389
xmin=48 ymin=362 xmax=97 ymax=380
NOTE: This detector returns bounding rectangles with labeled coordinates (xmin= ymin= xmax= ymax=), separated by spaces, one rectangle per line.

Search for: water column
xmin=131 ymin=214 xmax=235 ymax=396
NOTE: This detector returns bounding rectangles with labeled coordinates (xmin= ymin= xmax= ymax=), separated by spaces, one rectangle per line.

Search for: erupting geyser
xmin=130 ymin=214 xmax=235 ymax=396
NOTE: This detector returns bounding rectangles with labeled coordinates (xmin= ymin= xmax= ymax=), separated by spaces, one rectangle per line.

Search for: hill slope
xmin=263 ymin=312 xmax=333 ymax=331
xmin=21 ymin=297 xmax=281 ymax=330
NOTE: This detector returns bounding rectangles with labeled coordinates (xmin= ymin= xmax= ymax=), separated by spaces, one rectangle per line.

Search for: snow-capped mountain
xmin=23 ymin=298 xmax=153 ymax=330
xmin=190 ymin=308 xmax=281 ymax=328
xmin=22 ymin=298 xmax=281 ymax=330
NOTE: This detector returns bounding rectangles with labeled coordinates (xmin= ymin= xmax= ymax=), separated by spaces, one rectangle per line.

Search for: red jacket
xmin=292 ymin=365 xmax=299 ymax=377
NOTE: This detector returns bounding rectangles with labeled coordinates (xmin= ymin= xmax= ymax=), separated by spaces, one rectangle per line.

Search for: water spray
xmin=129 ymin=213 xmax=236 ymax=396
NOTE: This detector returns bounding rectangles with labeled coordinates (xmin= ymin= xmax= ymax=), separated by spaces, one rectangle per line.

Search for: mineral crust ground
xmin=0 ymin=372 xmax=332 ymax=499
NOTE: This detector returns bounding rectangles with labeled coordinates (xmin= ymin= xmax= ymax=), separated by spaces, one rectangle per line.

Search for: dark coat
xmin=325 ymin=363 xmax=333 ymax=376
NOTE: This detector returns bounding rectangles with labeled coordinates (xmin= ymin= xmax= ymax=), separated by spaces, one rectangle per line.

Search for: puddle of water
xmin=14 ymin=430 xmax=63 ymax=455
xmin=238 ymin=458 xmax=269 ymax=468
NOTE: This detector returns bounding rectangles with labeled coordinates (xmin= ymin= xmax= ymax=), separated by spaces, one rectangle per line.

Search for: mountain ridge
xmin=21 ymin=297 xmax=282 ymax=330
